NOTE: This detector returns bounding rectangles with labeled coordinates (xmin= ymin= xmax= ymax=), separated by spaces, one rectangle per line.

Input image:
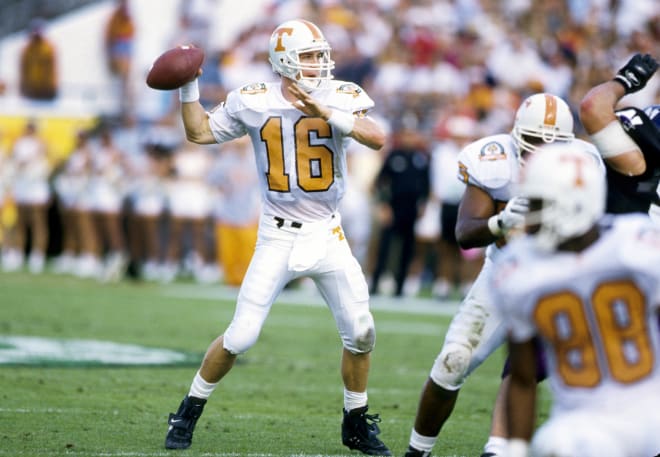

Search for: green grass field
xmin=0 ymin=272 xmax=548 ymax=457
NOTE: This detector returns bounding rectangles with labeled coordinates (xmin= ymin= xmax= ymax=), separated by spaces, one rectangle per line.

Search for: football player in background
xmin=163 ymin=19 xmax=391 ymax=455
xmin=491 ymin=143 xmax=660 ymax=457
xmin=579 ymin=52 xmax=659 ymax=222
xmin=404 ymin=93 xmax=604 ymax=457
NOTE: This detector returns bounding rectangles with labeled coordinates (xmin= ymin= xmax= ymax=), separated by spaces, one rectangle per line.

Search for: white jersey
xmin=457 ymin=134 xmax=604 ymax=257
xmin=207 ymin=80 xmax=375 ymax=222
xmin=457 ymin=133 xmax=520 ymax=203
xmin=491 ymin=214 xmax=660 ymax=413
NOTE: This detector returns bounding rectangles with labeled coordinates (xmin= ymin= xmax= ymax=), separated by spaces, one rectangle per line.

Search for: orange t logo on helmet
xmin=273 ymin=27 xmax=293 ymax=52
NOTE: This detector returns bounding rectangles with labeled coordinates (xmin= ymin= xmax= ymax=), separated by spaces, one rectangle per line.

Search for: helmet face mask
xmin=268 ymin=19 xmax=335 ymax=91
xmin=512 ymin=93 xmax=575 ymax=161
xmin=518 ymin=143 xmax=605 ymax=252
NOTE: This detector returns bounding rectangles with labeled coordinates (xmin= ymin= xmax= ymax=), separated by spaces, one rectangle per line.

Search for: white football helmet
xmin=512 ymin=93 xmax=575 ymax=160
xmin=518 ymin=142 xmax=605 ymax=252
xmin=268 ymin=19 xmax=334 ymax=91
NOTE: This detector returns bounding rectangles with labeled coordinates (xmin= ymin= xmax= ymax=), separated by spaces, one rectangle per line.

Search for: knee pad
xmin=429 ymin=342 xmax=472 ymax=390
xmin=222 ymin=320 xmax=260 ymax=355
xmin=345 ymin=312 xmax=376 ymax=354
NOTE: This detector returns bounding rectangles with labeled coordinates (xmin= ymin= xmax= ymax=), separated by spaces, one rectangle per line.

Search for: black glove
xmin=613 ymin=53 xmax=658 ymax=94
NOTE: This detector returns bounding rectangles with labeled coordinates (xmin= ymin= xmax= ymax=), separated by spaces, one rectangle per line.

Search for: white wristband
xmin=179 ymin=79 xmax=200 ymax=103
xmin=327 ymin=109 xmax=355 ymax=135
xmin=488 ymin=214 xmax=503 ymax=237
xmin=590 ymin=119 xmax=639 ymax=159
xmin=507 ymin=438 xmax=530 ymax=457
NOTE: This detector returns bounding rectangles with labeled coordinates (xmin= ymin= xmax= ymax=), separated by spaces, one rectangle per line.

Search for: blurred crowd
xmin=0 ymin=0 xmax=658 ymax=299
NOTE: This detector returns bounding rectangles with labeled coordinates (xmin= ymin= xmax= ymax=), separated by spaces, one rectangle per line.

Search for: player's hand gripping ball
xmin=146 ymin=45 xmax=205 ymax=90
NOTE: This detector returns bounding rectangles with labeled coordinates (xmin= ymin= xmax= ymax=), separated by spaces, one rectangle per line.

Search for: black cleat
xmin=403 ymin=446 xmax=431 ymax=457
xmin=165 ymin=395 xmax=207 ymax=450
xmin=342 ymin=406 xmax=392 ymax=456
xmin=479 ymin=453 xmax=496 ymax=457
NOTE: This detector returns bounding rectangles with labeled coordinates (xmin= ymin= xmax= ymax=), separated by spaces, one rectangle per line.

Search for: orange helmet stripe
xmin=544 ymin=94 xmax=557 ymax=126
xmin=299 ymin=19 xmax=323 ymax=40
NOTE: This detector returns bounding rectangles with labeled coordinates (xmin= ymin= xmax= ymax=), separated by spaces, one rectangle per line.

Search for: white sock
xmin=409 ymin=428 xmax=437 ymax=453
xmin=483 ymin=436 xmax=509 ymax=456
xmin=344 ymin=389 xmax=367 ymax=412
xmin=188 ymin=370 xmax=219 ymax=399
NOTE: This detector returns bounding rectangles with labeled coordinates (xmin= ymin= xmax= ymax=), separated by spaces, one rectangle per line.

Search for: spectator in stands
xmin=339 ymin=136 xmax=384 ymax=271
xmin=163 ymin=143 xmax=217 ymax=284
xmin=126 ymin=137 xmax=174 ymax=281
xmin=0 ymin=131 xmax=13 ymax=260
xmin=208 ymin=136 xmax=260 ymax=286
xmin=430 ymin=115 xmax=484 ymax=299
xmin=3 ymin=121 xmax=51 ymax=273
xmin=52 ymin=131 xmax=92 ymax=274
xmin=403 ymin=190 xmax=440 ymax=297
xmin=177 ymin=0 xmax=218 ymax=49
xmin=89 ymin=127 xmax=129 ymax=282
xmin=370 ymin=119 xmax=430 ymax=297
xmin=19 ymin=18 xmax=58 ymax=101
xmin=105 ymin=0 xmax=135 ymax=119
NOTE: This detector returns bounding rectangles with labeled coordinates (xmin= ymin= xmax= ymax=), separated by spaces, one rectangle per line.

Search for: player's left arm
xmin=287 ymin=83 xmax=385 ymax=150
xmin=506 ymin=337 xmax=537 ymax=451
xmin=346 ymin=114 xmax=386 ymax=150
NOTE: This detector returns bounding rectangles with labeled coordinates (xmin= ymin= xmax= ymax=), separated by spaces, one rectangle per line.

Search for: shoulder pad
xmin=239 ymin=82 xmax=268 ymax=95
xmin=225 ymin=82 xmax=273 ymax=114
xmin=335 ymin=82 xmax=363 ymax=98
xmin=458 ymin=134 xmax=517 ymax=190
xmin=324 ymin=80 xmax=374 ymax=113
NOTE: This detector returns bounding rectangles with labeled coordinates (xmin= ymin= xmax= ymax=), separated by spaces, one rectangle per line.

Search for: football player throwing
xmin=164 ymin=19 xmax=391 ymax=456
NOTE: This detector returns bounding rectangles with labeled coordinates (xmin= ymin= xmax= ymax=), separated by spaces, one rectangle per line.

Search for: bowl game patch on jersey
xmin=336 ymin=83 xmax=362 ymax=97
xmin=479 ymin=141 xmax=507 ymax=161
xmin=240 ymin=82 xmax=268 ymax=95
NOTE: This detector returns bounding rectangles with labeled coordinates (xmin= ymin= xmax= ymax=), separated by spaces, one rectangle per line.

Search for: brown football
xmin=146 ymin=45 xmax=205 ymax=90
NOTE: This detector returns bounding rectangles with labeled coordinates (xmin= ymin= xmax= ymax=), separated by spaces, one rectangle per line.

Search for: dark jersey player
xmin=579 ymin=52 xmax=660 ymax=221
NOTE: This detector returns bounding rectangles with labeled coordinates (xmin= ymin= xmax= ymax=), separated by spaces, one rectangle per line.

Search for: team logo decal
xmin=479 ymin=141 xmax=507 ymax=161
xmin=336 ymin=83 xmax=361 ymax=97
xmin=240 ymin=82 xmax=268 ymax=94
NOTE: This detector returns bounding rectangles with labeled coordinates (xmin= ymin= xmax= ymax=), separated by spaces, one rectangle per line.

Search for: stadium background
xmin=0 ymin=0 xmax=657 ymax=287
xmin=0 ymin=1 xmax=657 ymax=455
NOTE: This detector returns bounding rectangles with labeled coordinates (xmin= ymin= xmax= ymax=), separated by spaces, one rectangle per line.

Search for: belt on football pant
xmin=274 ymin=216 xmax=303 ymax=229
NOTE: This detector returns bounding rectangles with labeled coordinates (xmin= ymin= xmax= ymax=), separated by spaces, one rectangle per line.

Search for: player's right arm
xmin=579 ymin=53 xmax=658 ymax=176
xmin=455 ymin=183 xmax=500 ymax=248
xmin=579 ymin=80 xmax=645 ymax=176
xmin=181 ymin=98 xmax=216 ymax=145
xmin=455 ymin=184 xmax=528 ymax=249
